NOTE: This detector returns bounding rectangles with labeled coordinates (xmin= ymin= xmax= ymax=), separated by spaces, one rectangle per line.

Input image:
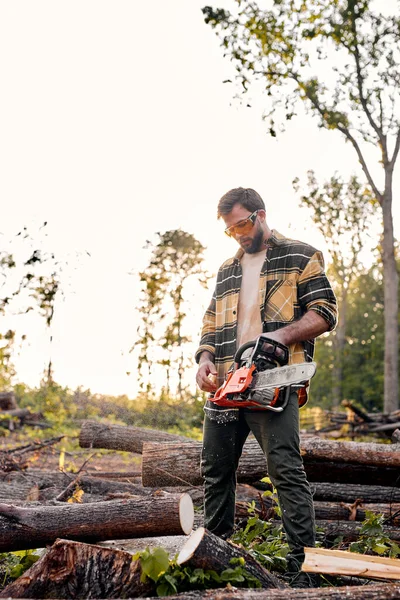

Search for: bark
xmin=0 ymin=470 xmax=149 ymax=502
xmin=0 ymin=492 xmax=194 ymax=551
xmin=310 ymin=482 xmax=400 ymax=504
xmin=79 ymin=419 xmax=192 ymax=453
xmin=0 ymin=391 xmax=17 ymax=410
xmin=312 ymin=501 xmax=400 ymax=523
xmin=142 ymin=440 xmax=267 ymax=487
xmin=300 ymin=437 xmax=400 ymax=467
xmin=0 ymin=538 xmax=154 ymax=599
xmin=141 ymin=582 xmax=400 ymax=599
xmin=141 ymin=439 xmax=400 ymax=487
xmin=381 ymin=184 xmax=399 ymax=413
xmin=304 ymin=460 xmax=400 ymax=487
xmin=177 ymin=527 xmax=285 ymax=589
xmin=99 ymin=535 xmax=189 ymax=558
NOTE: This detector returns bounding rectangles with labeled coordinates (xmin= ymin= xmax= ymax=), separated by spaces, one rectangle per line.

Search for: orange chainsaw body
xmin=211 ymin=363 xmax=280 ymax=409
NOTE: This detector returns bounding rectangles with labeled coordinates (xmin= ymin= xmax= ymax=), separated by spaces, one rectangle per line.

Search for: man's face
xmin=223 ymin=204 xmax=265 ymax=254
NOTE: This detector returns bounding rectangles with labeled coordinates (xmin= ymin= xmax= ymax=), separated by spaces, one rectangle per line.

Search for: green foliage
xmin=133 ymin=547 xmax=262 ymax=596
xmin=230 ymin=502 xmax=289 ymax=573
xmin=0 ymin=550 xmax=41 ymax=585
xmin=347 ymin=511 xmax=400 ymax=558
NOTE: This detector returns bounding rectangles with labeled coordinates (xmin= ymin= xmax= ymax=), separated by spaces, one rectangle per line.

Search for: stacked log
xmin=2 ymin=420 xmax=400 ymax=597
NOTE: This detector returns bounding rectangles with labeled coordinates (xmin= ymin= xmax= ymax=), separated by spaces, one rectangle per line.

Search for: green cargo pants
xmin=201 ymin=391 xmax=315 ymax=566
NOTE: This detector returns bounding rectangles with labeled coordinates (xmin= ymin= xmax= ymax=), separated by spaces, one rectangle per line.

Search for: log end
xmin=177 ymin=526 xmax=205 ymax=564
xmin=179 ymin=493 xmax=195 ymax=535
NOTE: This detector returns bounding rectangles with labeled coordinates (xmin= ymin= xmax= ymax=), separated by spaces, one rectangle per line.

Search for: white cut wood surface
xmin=303 ymin=547 xmax=400 ymax=580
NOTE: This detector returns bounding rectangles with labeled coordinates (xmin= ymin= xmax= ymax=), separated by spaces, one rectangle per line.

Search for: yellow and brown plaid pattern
xmin=195 ymin=230 xmax=337 ymax=414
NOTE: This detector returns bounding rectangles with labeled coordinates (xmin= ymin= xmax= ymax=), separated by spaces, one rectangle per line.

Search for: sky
xmin=1 ymin=1 xmax=399 ymax=397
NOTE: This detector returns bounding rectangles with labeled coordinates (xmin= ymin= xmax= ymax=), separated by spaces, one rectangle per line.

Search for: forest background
xmin=1 ymin=0 xmax=400 ymax=440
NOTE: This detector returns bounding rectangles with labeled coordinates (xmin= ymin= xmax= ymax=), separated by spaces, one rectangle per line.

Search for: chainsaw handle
xmin=234 ymin=340 xmax=257 ymax=366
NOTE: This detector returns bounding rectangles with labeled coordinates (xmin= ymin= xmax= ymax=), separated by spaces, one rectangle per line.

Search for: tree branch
xmin=350 ymin=7 xmax=387 ymax=158
xmin=389 ymin=127 xmax=400 ymax=172
xmin=337 ymin=124 xmax=382 ymax=202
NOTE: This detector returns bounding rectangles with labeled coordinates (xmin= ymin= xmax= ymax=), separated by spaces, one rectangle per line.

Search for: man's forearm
xmin=199 ymin=350 xmax=215 ymax=365
xmin=274 ymin=311 xmax=329 ymax=346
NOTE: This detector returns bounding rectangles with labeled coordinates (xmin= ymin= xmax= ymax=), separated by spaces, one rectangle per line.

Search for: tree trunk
xmin=0 ymin=492 xmax=194 ymax=551
xmin=140 ymin=582 xmax=400 ymax=599
xmin=177 ymin=527 xmax=285 ymax=589
xmin=381 ymin=182 xmax=399 ymax=413
xmin=0 ymin=392 xmax=17 ymax=410
xmin=0 ymin=538 xmax=154 ymax=599
xmin=79 ymin=420 xmax=191 ymax=453
xmin=332 ymin=286 xmax=348 ymax=408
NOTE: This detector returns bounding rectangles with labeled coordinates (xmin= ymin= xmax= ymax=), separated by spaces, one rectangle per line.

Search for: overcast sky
xmin=1 ymin=1 xmax=399 ymax=396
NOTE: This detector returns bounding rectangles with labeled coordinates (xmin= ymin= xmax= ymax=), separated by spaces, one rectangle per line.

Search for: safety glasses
xmin=224 ymin=210 xmax=259 ymax=238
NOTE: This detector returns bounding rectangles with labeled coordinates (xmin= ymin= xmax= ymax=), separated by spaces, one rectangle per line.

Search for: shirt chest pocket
xmin=264 ymin=279 xmax=297 ymax=323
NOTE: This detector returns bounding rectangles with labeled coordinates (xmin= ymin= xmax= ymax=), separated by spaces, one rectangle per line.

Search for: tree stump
xmin=0 ymin=538 xmax=154 ymax=598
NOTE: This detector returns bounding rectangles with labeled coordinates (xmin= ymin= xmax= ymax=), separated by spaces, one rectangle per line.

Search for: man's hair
xmin=217 ymin=187 xmax=266 ymax=218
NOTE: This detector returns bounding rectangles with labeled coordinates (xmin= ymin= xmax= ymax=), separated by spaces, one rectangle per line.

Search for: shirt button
xmin=233 ymin=310 xmax=236 ymax=315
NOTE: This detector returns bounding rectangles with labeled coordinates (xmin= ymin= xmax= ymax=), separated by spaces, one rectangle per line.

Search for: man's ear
xmin=258 ymin=209 xmax=266 ymax=222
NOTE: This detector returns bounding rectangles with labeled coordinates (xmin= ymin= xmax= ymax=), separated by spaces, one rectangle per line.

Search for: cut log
xmin=141 ymin=582 xmax=400 ymax=599
xmin=100 ymin=535 xmax=189 ymax=557
xmin=300 ymin=437 xmax=400 ymax=468
xmin=142 ymin=440 xmax=267 ymax=487
xmin=303 ymin=547 xmax=400 ymax=580
xmin=0 ymin=470 xmax=149 ymax=503
xmin=393 ymin=429 xmax=400 ymax=443
xmin=313 ymin=501 xmax=400 ymax=522
xmin=0 ymin=492 xmax=194 ymax=551
xmin=79 ymin=420 xmax=191 ymax=453
xmin=304 ymin=460 xmax=400 ymax=486
xmin=141 ymin=440 xmax=400 ymax=487
xmin=0 ymin=538 xmax=154 ymax=598
xmin=177 ymin=527 xmax=285 ymax=589
xmin=0 ymin=391 xmax=17 ymax=410
xmin=311 ymin=482 xmax=400 ymax=503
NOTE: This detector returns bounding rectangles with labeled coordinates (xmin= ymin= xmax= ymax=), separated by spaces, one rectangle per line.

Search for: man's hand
xmin=196 ymin=352 xmax=218 ymax=393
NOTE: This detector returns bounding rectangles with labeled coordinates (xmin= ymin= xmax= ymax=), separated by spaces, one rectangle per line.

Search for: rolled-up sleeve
xmin=298 ymin=251 xmax=337 ymax=331
xmin=195 ymin=291 xmax=217 ymax=363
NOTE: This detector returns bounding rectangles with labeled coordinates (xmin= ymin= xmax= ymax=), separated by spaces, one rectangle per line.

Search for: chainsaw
xmin=209 ymin=335 xmax=316 ymax=412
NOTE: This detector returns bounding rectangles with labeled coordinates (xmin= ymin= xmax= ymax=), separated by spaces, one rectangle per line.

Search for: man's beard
xmin=241 ymin=227 xmax=264 ymax=254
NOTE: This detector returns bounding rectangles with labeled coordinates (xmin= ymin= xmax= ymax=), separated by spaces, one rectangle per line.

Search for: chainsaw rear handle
xmin=234 ymin=336 xmax=289 ymax=368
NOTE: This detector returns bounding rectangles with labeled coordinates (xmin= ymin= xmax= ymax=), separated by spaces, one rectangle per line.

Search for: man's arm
xmin=196 ymin=350 xmax=217 ymax=393
xmin=262 ymin=250 xmax=337 ymax=350
xmin=263 ymin=310 xmax=329 ymax=348
xmin=195 ymin=291 xmax=218 ymax=392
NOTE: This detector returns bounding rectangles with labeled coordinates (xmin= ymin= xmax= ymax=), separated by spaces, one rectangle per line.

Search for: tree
xmin=134 ymin=230 xmax=210 ymax=398
xmin=294 ymin=171 xmax=376 ymax=407
xmin=203 ymin=0 xmax=400 ymax=411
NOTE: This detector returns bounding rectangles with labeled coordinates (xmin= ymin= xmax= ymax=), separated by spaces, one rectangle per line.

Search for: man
xmin=195 ymin=187 xmax=337 ymax=587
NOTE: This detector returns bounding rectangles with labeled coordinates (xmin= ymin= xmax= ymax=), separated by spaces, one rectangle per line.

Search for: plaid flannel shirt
xmin=195 ymin=230 xmax=337 ymax=421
